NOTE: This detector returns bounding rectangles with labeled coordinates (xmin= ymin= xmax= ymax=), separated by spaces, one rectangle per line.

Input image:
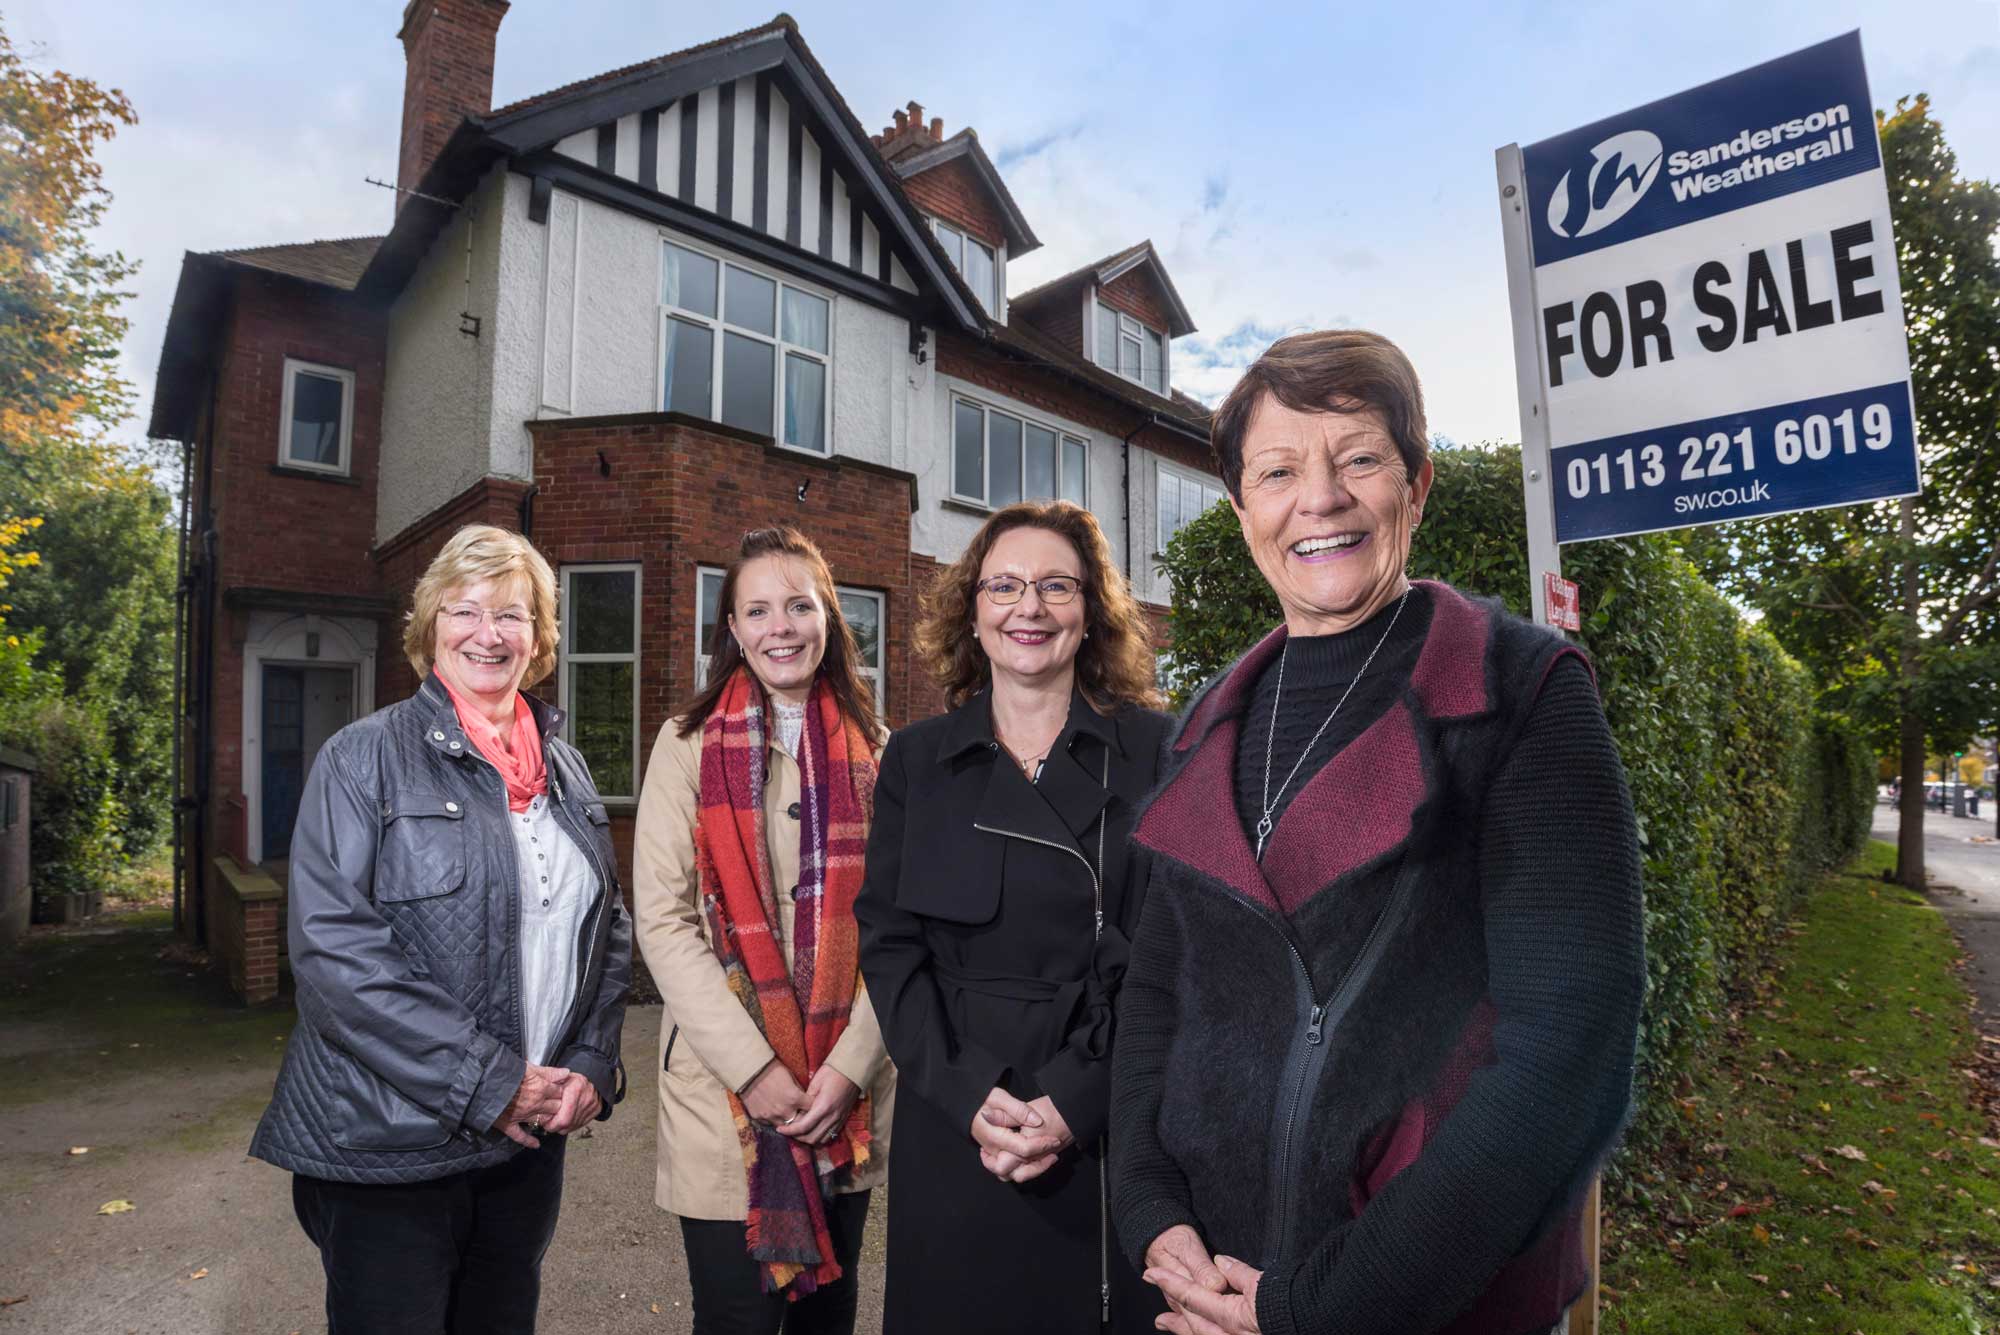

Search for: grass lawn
xmin=1601 ymin=840 xmax=2000 ymax=1333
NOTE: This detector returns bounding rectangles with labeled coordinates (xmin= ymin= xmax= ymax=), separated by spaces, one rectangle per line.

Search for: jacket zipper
xmin=971 ymin=746 xmax=1115 ymax=1324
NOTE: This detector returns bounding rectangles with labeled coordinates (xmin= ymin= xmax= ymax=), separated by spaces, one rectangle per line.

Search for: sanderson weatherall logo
xmin=1544 ymin=103 xmax=1861 ymax=243
xmin=1545 ymin=130 xmax=1664 ymax=240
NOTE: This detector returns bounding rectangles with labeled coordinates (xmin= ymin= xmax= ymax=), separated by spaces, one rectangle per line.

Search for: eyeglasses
xmin=976 ymin=575 xmax=1082 ymax=605
xmin=439 ymin=604 xmax=535 ymax=636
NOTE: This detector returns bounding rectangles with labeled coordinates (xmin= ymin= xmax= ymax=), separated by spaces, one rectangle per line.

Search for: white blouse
xmin=508 ymin=792 xmax=599 ymax=1066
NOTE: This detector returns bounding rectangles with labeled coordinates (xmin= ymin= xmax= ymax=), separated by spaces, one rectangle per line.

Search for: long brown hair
xmin=916 ymin=501 xmax=1164 ymax=713
xmin=676 ymin=527 xmax=882 ymax=739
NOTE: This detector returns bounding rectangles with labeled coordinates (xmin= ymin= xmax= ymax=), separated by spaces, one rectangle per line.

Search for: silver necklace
xmin=1256 ymin=588 xmax=1411 ymax=860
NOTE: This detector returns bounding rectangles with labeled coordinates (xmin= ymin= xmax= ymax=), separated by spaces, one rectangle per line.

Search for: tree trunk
xmin=1895 ymin=497 xmax=1926 ymax=890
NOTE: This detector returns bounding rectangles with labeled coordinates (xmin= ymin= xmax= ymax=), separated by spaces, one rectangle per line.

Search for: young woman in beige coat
xmin=632 ymin=527 xmax=893 ymax=1335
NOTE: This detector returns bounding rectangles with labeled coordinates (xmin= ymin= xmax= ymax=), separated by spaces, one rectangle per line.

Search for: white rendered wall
xmin=377 ymin=167 xmax=509 ymax=544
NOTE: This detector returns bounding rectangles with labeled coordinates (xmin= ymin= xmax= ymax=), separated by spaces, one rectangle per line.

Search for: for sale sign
xmin=1516 ymin=31 xmax=1919 ymax=543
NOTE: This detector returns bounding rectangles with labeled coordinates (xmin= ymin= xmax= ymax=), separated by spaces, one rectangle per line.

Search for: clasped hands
xmin=740 ymin=1059 xmax=861 ymax=1146
xmin=969 ymin=1087 xmax=1072 ymax=1184
xmin=1143 ymin=1223 xmax=1264 ymax=1335
xmin=492 ymin=1062 xmax=600 ymax=1147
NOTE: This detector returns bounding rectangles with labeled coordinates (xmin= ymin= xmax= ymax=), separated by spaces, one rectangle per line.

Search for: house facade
xmin=149 ymin=4 xmax=1222 ymax=998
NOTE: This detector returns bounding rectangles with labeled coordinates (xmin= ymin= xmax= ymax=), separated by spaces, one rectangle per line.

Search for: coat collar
xmin=1139 ymin=581 xmax=1494 ymax=914
xmin=937 ymin=683 xmax=1124 ymax=765
xmin=418 ymin=671 xmax=566 ymax=760
xmin=943 ymin=685 xmax=1129 ymax=860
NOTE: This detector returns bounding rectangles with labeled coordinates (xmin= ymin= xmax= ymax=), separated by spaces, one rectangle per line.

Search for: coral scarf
xmin=439 ymin=678 xmax=547 ymax=814
xmin=694 ymin=668 xmax=877 ymax=1298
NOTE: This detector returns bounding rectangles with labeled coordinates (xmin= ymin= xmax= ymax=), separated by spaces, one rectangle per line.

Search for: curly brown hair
xmin=916 ymin=501 xmax=1164 ymax=713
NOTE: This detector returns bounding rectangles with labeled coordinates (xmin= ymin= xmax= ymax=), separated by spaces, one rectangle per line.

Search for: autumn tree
xmin=0 ymin=19 xmax=177 ymax=879
xmin=1690 ymin=97 xmax=2000 ymax=889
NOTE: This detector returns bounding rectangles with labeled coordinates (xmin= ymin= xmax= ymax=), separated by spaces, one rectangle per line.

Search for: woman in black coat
xmin=856 ymin=501 xmax=1171 ymax=1335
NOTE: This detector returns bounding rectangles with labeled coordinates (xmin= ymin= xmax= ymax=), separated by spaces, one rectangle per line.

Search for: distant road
xmin=1873 ymin=803 xmax=2000 ymax=1024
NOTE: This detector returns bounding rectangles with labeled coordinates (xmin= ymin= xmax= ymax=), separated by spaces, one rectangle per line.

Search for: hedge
xmin=1157 ymin=444 xmax=1876 ymax=1125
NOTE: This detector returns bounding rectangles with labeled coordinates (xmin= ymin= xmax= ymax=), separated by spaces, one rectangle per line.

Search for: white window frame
xmin=931 ymin=217 xmax=1000 ymax=317
xmin=558 ymin=563 xmax=643 ymax=802
xmin=696 ymin=567 xmax=887 ymax=715
xmin=657 ymin=232 xmax=835 ymax=456
xmin=278 ymin=358 xmax=355 ymax=476
xmin=1156 ymin=461 xmax=1229 ymax=554
xmin=1094 ymin=301 xmax=1168 ymax=395
xmin=948 ymin=395 xmax=1089 ymax=510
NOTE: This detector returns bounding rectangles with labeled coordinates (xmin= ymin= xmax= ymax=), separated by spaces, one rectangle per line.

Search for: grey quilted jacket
xmin=250 ymin=674 xmax=631 ymax=1185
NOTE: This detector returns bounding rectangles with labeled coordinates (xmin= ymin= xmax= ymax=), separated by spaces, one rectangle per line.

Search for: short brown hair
xmin=404 ymin=525 xmax=560 ymax=686
xmin=915 ymin=501 xmax=1164 ymax=714
xmin=1209 ymin=329 xmax=1429 ymax=501
xmin=676 ymin=526 xmax=882 ymax=740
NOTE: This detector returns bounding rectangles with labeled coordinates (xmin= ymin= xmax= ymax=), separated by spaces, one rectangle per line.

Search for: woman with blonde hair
xmin=632 ymin=526 xmax=892 ymax=1335
xmin=856 ymin=500 xmax=1171 ymax=1334
xmin=252 ymin=523 xmax=630 ymax=1333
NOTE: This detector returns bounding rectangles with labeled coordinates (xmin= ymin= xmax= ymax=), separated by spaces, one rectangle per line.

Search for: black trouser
xmin=679 ymin=1190 xmax=871 ymax=1335
xmin=292 ymin=1139 xmax=567 ymax=1335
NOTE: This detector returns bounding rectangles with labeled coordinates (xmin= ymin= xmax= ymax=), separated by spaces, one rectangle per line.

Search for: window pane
xmin=933 ymin=219 xmax=962 ymax=271
xmin=698 ymin=570 xmax=724 ymax=655
xmin=724 ymin=265 xmax=776 ymax=335
xmin=784 ymin=353 xmax=827 ymax=453
xmin=781 ymin=287 xmax=829 ymax=353
xmin=838 ymin=591 xmax=881 ymax=668
xmin=1158 ymin=471 xmax=1180 ymax=551
xmin=1095 ymin=304 xmax=1118 ymax=370
xmin=663 ymin=317 xmax=714 ymax=415
xmin=721 ymin=332 xmax=775 ymax=434
xmin=963 ymin=239 xmax=995 ymax=317
xmin=989 ymin=414 xmax=1022 ymax=509
xmin=572 ymin=661 xmax=635 ymax=796
xmin=289 ymin=372 xmax=344 ymax=467
xmin=1205 ymin=484 xmax=1228 ymax=513
xmin=662 ymin=242 xmax=718 ymax=316
xmin=568 ymin=569 xmax=635 ymax=654
xmin=1143 ymin=329 xmax=1164 ymax=395
xmin=1120 ymin=335 xmax=1142 ymax=380
xmin=1024 ymin=424 xmax=1056 ymax=499
xmin=953 ymin=401 xmax=985 ymax=501
xmin=1062 ymin=438 xmax=1087 ymax=504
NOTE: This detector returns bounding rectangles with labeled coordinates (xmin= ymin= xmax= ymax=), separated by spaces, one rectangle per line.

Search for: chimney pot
xmin=894 ymin=109 xmax=908 ymax=131
xmin=907 ymin=100 xmax=924 ymax=124
xmin=930 ymin=117 xmax=943 ymax=139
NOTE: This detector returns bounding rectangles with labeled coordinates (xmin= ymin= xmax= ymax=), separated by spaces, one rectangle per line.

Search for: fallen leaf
xmin=0 ymin=1295 xmax=26 ymax=1307
xmin=96 ymin=1200 xmax=134 ymax=1215
xmin=65 ymin=1147 xmax=88 ymax=1156
xmin=1748 ymin=1274 xmax=1769 ymax=1284
xmin=650 ymin=1303 xmax=661 ymax=1314
xmin=1752 ymin=1223 xmax=1771 ymax=1244
xmin=1832 ymin=1145 xmax=1868 ymax=1160
xmin=188 ymin=1269 xmax=208 ymax=1281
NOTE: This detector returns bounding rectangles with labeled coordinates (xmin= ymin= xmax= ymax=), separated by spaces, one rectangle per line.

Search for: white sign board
xmin=1503 ymin=31 xmax=1919 ymax=546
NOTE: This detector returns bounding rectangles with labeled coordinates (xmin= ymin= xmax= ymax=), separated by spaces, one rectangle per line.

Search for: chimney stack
xmin=396 ymin=0 xmax=510 ymax=213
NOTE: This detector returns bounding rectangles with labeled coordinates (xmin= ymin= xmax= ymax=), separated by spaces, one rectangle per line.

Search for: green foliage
xmin=1157 ymin=446 xmax=1876 ymax=1129
xmin=7 ymin=695 xmax=125 ymax=897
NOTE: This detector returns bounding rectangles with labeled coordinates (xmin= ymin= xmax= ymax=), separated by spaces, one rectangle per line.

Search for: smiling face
xmin=431 ymin=574 xmax=537 ymax=708
xmin=973 ymin=525 xmax=1089 ymax=693
xmin=728 ymin=554 xmax=828 ymax=705
xmin=1230 ymin=394 xmax=1434 ymax=636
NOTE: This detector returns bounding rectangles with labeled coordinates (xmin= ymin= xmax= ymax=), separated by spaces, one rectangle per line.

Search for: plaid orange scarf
xmin=695 ymin=668 xmax=877 ymax=1297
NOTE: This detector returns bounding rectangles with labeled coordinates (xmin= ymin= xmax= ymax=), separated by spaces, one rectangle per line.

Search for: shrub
xmin=1156 ymin=445 xmax=1876 ymax=1126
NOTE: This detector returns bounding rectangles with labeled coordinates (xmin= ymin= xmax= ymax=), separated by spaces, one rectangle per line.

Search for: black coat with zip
xmin=251 ymin=673 xmax=631 ymax=1185
xmin=856 ymin=686 xmax=1171 ymax=1335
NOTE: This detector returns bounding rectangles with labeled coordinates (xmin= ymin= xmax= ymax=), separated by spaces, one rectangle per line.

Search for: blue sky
xmin=21 ymin=0 xmax=1999 ymax=455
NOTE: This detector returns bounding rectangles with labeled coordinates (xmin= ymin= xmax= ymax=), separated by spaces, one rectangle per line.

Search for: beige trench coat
xmin=632 ymin=718 xmax=894 ymax=1221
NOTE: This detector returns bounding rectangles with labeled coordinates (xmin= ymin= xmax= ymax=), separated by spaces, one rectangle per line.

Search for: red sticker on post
xmin=1545 ymin=573 xmax=1581 ymax=631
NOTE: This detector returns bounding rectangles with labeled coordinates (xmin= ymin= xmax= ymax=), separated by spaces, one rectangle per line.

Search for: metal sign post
xmin=1495 ymin=144 xmax=1564 ymax=626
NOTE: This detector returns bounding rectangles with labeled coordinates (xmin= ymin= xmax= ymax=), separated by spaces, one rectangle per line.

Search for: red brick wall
xmin=899 ymin=156 xmax=1007 ymax=251
xmin=397 ymin=0 xmax=506 ymax=205
xmin=1099 ymin=265 xmax=1173 ymax=336
xmin=210 ymin=275 xmax=387 ymax=599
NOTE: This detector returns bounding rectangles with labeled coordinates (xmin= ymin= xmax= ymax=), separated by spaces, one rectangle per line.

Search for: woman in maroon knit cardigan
xmin=1109 ymin=329 xmax=1645 ymax=1335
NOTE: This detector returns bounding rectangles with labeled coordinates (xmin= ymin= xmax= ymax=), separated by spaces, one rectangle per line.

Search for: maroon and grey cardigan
xmin=1109 ymin=581 xmax=1645 ymax=1335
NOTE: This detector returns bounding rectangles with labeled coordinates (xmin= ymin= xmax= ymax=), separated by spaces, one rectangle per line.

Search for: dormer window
xmin=932 ymin=219 xmax=998 ymax=317
xmin=1095 ymin=302 xmax=1165 ymax=395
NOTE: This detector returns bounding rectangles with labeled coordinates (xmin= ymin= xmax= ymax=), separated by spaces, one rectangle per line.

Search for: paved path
xmin=0 ymin=941 xmax=886 ymax=1335
xmin=1873 ymin=802 xmax=2000 ymax=1024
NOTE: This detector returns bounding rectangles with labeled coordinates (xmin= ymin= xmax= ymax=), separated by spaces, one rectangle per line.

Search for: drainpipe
xmin=1120 ymin=414 xmax=1162 ymax=587
xmin=170 ymin=429 xmax=193 ymax=935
